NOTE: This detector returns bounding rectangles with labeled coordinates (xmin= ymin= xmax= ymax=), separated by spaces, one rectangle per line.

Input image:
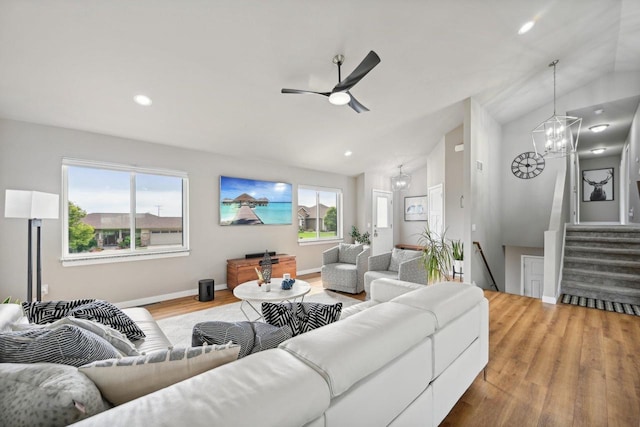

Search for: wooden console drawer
xmin=226 ymin=254 xmax=296 ymax=290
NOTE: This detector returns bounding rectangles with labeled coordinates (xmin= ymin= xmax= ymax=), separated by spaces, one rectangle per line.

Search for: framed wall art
xmin=404 ymin=195 xmax=427 ymax=221
xmin=220 ymin=176 xmax=292 ymax=225
xmin=582 ymin=168 xmax=614 ymax=202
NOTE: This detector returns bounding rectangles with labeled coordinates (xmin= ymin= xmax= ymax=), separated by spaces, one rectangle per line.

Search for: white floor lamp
xmin=4 ymin=190 xmax=59 ymax=302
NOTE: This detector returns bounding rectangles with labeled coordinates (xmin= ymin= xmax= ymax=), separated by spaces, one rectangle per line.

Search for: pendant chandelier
xmin=391 ymin=165 xmax=411 ymax=192
xmin=531 ymin=60 xmax=582 ymax=159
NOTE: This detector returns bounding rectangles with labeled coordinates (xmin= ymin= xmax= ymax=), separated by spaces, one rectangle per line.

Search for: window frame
xmin=61 ymin=158 xmax=189 ymax=266
xmin=297 ymin=184 xmax=343 ymax=245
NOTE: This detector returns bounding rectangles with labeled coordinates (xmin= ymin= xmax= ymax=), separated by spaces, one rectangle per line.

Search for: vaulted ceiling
xmin=1 ymin=0 xmax=638 ymax=176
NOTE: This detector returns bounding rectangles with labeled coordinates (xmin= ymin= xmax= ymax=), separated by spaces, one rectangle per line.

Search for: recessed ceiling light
xmin=594 ymin=108 xmax=604 ymax=115
xmin=518 ymin=21 xmax=535 ymax=35
xmin=591 ymin=148 xmax=606 ymax=154
xmin=344 ymin=150 xmax=353 ymax=157
xmin=133 ymin=94 xmax=152 ymax=106
xmin=589 ymin=124 xmax=609 ymax=133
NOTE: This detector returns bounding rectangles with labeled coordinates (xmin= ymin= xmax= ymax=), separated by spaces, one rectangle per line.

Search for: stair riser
xmin=562 ymin=272 xmax=640 ymax=289
xmin=563 ymin=262 xmax=640 ymax=275
xmin=565 ymin=240 xmax=640 ymax=250
xmin=561 ymin=285 xmax=640 ymax=305
xmin=564 ymin=250 xmax=640 ymax=262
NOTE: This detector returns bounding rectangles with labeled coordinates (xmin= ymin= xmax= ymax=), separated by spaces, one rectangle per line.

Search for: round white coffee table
xmin=232 ymin=278 xmax=311 ymax=321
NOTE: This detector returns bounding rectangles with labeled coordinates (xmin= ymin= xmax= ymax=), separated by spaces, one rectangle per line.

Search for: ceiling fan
xmin=281 ymin=50 xmax=381 ymax=113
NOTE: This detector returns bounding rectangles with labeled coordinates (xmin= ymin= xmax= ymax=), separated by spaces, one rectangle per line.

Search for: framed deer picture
xmin=582 ymin=168 xmax=614 ymax=202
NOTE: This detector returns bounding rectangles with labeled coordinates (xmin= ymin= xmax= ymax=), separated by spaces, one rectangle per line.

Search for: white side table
xmin=232 ymin=278 xmax=311 ymax=321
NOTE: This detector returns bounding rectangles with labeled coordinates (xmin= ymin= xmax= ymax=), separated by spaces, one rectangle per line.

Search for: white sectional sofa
xmin=73 ymin=278 xmax=489 ymax=426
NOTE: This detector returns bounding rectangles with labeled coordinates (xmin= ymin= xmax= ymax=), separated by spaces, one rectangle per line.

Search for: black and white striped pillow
xmin=0 ymin=325 xmax=121 ymax=367
xmin=262 ymin=302 xmax=342 ymax=336
xmin=22 ymin=299 xmax=96 ymax=324
xmin=69 ymin=301 xmax=146 ymax=341
xmin=192 ymin=321 xmax=292 ymax=358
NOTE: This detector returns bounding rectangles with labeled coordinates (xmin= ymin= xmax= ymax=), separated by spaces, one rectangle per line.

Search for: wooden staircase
xmin=562 ymin=224 xmax=640 ymax=305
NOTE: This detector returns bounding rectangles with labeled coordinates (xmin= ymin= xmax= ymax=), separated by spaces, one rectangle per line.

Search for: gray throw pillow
xmin=0 ymin=325 xmax=121 ymax=367
xmin=338 ymin=243 xmax=363 ymax=264
xmin=0 ymin=363 xmax=110 ymax=427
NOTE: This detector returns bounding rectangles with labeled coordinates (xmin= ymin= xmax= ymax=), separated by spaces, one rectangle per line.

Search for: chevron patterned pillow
xmin=262 ymin=302 xmax=342 ymax=336
xmin=22 ymin=299 xmax=96 ymax=324
xmin=69 ymin=301 xmax=146 ymax=341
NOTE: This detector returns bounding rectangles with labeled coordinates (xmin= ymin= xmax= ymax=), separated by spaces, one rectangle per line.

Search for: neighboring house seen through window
xmin=298 ymin=185 xmax=342 ymax=242
xmin=62 ymin=159 xmax=189 ymax=265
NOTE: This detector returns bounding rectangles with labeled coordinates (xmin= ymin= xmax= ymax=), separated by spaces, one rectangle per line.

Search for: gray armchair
xmin=321 ymin=243 xmax=370 ymax=294
xmin=364 ymin=248 xmax=427 ymax=297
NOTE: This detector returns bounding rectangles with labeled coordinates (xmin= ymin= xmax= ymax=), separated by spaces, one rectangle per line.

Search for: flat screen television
xmin=220 ymin=176 xmax=292 ymax=226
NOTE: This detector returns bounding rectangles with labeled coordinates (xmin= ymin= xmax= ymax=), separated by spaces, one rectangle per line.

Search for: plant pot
xmin=453 ymin=260 xmax=463 ymax=275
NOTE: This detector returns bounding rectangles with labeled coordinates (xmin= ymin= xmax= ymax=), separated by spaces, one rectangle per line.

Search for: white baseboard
xmin=115 ymin=283 xmax=229 ymax=308
xmin=542 ymin=295 xmax=557 ymax=305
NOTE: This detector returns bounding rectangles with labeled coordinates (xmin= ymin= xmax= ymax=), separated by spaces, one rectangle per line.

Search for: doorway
xmin=521 ymin=255 xmax=544 ymax=298
xmin=371 ymin=189 xmax=393 ymax=255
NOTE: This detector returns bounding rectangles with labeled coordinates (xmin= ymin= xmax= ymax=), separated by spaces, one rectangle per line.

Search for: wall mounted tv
xmin=220 ymin=176 xmax=293 ymax=226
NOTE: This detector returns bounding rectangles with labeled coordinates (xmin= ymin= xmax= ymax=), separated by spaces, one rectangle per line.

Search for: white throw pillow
xmin=79 ymin=344 xmax=240 ymax=405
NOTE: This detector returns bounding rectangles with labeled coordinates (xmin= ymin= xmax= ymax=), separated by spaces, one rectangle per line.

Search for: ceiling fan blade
xmin=281 ymin=88 xmax=330 ymax=96
xmin=332 ymin=50 xmax=381 ymax=93
xmin=347 ymin=92 xmax=369 ymax=113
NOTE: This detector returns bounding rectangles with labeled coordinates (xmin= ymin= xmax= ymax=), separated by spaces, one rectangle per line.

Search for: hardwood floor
xmin=145 ymin=279 xmax=640 ymax=426
xmin=443 ymin=291 xmax=640 ymax=427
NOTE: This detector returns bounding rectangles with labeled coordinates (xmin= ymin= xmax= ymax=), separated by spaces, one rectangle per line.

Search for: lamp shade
xmin=5 ymin=190 xmax=59 ymax=219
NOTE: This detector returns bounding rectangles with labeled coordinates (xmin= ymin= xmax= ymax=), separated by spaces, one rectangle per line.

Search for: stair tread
xmin=567 ymin=225 xmax=640 ymax=232
xmin=566 ymin=236 xmax=640 ymax=243
xmin=565 ymin=245 xmax=640 ymax=255
xmin=563 ymin=268 xmax=640 ymax=281
xmin=564 ymin=256 xmax=640 ymax=268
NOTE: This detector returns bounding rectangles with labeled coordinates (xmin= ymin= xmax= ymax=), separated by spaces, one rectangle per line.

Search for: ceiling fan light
xmin=329 ymin=92 xmax=351 ymax=106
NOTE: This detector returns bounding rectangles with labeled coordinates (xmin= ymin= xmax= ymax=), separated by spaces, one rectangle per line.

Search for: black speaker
xmin=198 ymin=279 xmax=214 ymax=302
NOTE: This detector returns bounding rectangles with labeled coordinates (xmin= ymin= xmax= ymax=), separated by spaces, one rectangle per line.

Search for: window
xmin=297 ymin=185 xmax=342 ymax=243
xmin=62 ymin=159 xmax=189 ymax=264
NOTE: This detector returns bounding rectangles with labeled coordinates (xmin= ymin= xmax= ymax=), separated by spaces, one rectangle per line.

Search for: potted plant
xmin=451 ymin=239 xmax=464 ymax=276
xmin=349 ymin=226 xmax=371 ymax=246
xmin=418 ymin=224 xmax=453 ymax=284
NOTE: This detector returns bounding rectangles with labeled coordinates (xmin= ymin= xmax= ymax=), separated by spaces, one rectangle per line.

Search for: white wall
xmin=396 ymin=163 xmax=428 ymax=245
xmin=444 ymin=125 xmax=464 ymax=242
xmin=504 ymin=246 xmax=544 ymax=295
xmin=501 ymin=71 xmax=640 ymax=246
xmin=466 ymin=98 xmax=505 ymax=291
xmin=0 ymin=119 xmax=356 ymax=303
xmin=579 ymin=154 xmax=621 ymax=222
xmin=628 ymin=102 xmax=640 ymax=223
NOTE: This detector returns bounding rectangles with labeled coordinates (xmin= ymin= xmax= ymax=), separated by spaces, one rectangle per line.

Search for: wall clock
xmin=511 ymin=151 xmax=545 ymax=179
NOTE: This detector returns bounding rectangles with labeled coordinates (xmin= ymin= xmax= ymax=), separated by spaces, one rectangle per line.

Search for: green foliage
xmin=349 ymin=226 xmax=371 ymax=245
xmin=324 ymin=207 xmax=337 ymax=232
xmin=451 ymin=240 xmax=464 ymax=261
xmin=418 ymin=223 xmax=453 ymax=283
xmin=2 ymin=296 xmax=20 ymax=304
xmin=118 ymin=235 xmax=142 ymax=249
xmin=68 ymin=202 xmax=96 ymax=253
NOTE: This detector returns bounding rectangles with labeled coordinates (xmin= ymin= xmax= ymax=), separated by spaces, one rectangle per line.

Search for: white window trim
xmin=61 ymin=158 xmax=189 ymax=266
xmin=297 ymin=184 xmax=343 ymax=244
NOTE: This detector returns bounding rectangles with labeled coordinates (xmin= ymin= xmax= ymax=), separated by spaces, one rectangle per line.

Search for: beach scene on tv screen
xmin=220 ymin=176 xmax=292 ymax=225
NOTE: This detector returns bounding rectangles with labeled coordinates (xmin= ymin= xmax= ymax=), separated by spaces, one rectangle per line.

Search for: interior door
xmin=428 ymin=184 xmax=444 ymax=235
xmin=521 ymin=255 xmax=544 ymax=298
xmin=372 ymin=189 xmax=393 ymax=255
